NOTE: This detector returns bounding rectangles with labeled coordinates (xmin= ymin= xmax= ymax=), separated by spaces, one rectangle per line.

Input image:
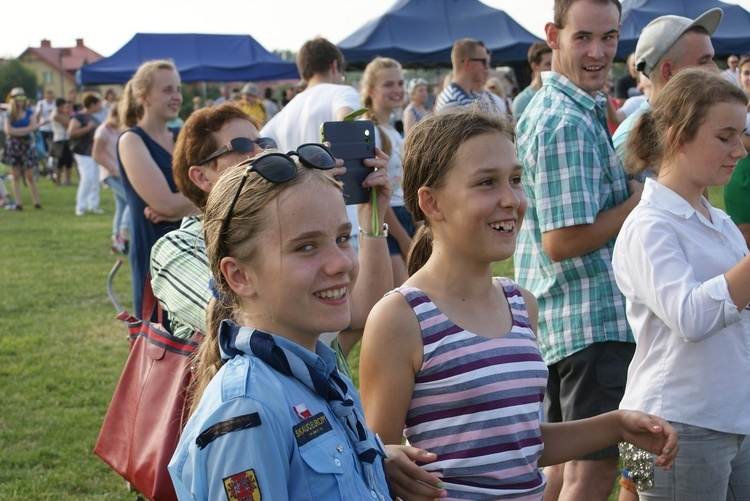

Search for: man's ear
xmin=188 ymin=165 xmax=214 ymax=194
xmin=660 ymin=61 xmax=674 ymax=83
xmin=545 ymin=22 xmax=560 ymax=50
xmin=220 ymin=257 xmax=259 ymax=299
xmin=417 ymin=187 xmax=445 ymax=223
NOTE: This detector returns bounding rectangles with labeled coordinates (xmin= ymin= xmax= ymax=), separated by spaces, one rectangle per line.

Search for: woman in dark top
xmin=117 ymin=60 xmax=194 ymax=316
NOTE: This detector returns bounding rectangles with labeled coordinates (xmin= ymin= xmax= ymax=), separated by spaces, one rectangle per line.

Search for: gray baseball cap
xmin=635 ymin=8 xmax=723 ymax=77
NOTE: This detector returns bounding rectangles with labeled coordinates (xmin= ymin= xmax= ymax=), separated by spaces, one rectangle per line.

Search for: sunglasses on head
xmin=198 ymin=136 xmax=277 ymax=165
xmin=219 ymin=143 xmax=337 ymax=240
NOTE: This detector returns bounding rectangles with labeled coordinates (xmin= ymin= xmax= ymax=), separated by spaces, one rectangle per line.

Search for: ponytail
xmin=118 ymin=80 xmax=143 ymax=129
xmin=406 ymin=224 xmax=433 ymax=277
xmin=624 ymin=111 xmax=662 ymax=176
xmin=189 ymin=298 xmax=233 ymax=416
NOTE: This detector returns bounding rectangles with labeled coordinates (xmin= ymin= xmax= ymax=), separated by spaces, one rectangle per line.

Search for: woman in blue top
xmin=117 ymin=60 xmax=194 ymax=317
xmin=2 ymin=87 xmax=43 ymax=210
xmin=170 ymin=148 xmax=446 ymax=500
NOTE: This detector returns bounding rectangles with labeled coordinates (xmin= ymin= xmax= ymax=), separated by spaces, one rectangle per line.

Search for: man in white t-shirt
xmin=35 ymin=89 xmax=56 ymax=162
xmin=261 ymin=38 xmax=359 ymax=150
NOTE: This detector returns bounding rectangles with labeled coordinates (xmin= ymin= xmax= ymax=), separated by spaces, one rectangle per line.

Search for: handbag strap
xmin=141 ymin=272 xmax=164 ymax=326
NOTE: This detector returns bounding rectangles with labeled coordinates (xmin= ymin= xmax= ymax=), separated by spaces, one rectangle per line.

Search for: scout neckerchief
xmin=218 ymin=320 xmax=386 ymax=499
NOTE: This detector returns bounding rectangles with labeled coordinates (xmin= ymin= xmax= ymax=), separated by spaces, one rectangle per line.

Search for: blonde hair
xmin=118 ymin=59 xmax=178 ymax=128
xmin=190 ymin=158 xmax=342 ymax=413
xmin=361 ymin=57 xmax=403 ymax=157
xmin=8 ymin=96 xmax=28 ymax=123
xmin=626 ymin=68 xmax=748 ymax=175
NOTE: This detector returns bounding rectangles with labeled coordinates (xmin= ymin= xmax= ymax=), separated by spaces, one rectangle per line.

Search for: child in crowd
xmin=359 ymin=108 xmax=679 ymax=500
xmin=614 ymin=68 xmax=750 ymax=499
xmin=169 ymin=149 xmax=443 ymax=499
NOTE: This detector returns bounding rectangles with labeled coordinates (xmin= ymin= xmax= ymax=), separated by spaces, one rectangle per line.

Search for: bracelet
xmin=359 ymin=223 xmax=389 ymax=239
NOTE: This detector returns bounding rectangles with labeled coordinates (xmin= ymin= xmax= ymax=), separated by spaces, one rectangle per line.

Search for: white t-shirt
xmin=260 ymin=83 xmax=360 ymax=151
xmin=618 ymin=95 xmax=647 ymax=118
xmin=36 ymin=99 xmax=56 ymax=132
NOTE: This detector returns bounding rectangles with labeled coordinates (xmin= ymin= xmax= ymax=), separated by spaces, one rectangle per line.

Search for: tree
xmin=0 ymin=59 xmax=38 ymax=102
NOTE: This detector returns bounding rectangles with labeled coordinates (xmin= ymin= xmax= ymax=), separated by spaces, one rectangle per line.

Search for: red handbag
xmin=94 ymin=278 xmax=200 ymax=501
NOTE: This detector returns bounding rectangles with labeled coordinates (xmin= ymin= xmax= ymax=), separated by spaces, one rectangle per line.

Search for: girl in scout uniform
xmin=169 ymin=146 xmax=446 ymax=500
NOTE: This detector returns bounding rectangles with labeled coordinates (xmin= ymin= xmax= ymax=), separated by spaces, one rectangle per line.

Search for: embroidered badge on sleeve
xmin=223 ymin=469 xmax=261 ymax=501
xmin=196 ymin=413 xmax=262 ymax=450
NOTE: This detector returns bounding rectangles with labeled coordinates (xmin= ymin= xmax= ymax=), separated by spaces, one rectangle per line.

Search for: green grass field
xmin=0 ymin=167 xmax=725 ymax=499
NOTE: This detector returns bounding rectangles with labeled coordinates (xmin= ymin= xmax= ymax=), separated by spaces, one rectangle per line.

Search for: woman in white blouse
xmin=613 ymin=68 xmax=750 ymax=499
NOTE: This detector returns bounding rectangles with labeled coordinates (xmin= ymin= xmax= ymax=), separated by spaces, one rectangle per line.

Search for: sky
xmin=4 ymin=0 xmax=750 ymax=59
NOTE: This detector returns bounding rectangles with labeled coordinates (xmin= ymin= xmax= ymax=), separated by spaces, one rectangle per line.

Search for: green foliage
xmin=0 ymin=59 xmax=38 ymax=101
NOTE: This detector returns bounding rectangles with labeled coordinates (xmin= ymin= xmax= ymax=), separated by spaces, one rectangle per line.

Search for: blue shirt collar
xmin=542 ymin=71 xmax=605 ymax=112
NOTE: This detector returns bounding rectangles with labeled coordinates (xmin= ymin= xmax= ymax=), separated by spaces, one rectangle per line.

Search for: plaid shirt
xmin=515 ymin=72 xmax=633 ymax=365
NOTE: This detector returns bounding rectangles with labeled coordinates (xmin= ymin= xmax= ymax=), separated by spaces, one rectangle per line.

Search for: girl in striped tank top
xmin=359 ymin=108 xmax=679 ymax=500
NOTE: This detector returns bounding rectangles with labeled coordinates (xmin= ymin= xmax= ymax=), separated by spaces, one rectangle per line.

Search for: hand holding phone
xmin=321 ymin=120 xmax=376 ymax=205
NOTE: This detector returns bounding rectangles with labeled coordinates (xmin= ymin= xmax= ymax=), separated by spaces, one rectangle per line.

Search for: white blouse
xmin=613 ymin=179 xmax=750 ymax=435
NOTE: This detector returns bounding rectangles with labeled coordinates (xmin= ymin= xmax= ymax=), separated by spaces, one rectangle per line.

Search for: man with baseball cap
xmin=612 ymin=8 xmax=723 ymax=163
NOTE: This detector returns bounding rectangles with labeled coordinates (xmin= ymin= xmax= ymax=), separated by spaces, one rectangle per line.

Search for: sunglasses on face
xmin=219 ymin=143 xmax=337 ymax=240
xmin=467 ymin=58 xmax=490 ymax=68
xmin=198 ymin=136 xmax=277 ymax=165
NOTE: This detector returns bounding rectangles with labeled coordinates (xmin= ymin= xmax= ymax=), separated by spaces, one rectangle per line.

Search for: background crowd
xmin=2 ymin=0 xmax=750 ymax=499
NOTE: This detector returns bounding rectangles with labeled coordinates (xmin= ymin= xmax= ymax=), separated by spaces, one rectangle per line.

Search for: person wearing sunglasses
xmin=435 ymin=38 xmax=494 ymax=113
xmin=152 ymin=103 xmax=392 ymax=346
xmin=2 ymin=87 xmax=44 ymax=210
xmin=169 ymin=154 xmax=445 ymax=500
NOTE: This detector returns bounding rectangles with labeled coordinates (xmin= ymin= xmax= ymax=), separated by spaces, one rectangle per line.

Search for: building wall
xmin=18 ymin=52 xmax=122 ymax=104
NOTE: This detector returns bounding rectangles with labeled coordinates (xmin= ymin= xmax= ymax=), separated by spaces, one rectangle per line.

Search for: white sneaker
xmin=90 ymin=208 xmax=105 ymax=214
xmin=75 ymin=209 xmax=85 ymax=216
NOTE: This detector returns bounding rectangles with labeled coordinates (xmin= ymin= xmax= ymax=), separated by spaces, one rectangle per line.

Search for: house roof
xmin=19 ymin=40 xmax=104 ymax=84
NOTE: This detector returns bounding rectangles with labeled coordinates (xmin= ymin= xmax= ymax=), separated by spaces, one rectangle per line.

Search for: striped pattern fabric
xmin=150 ymin=216 xmax=210 ymax=340
xmin=398 ymin=278 xmax=548 ymax=500
xmin=435 ymin=82 xmax=479 ymax=112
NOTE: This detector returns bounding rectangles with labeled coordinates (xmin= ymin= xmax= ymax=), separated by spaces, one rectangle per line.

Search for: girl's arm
xmin=616 ymin=216 xmax=750 ymax=341
xmin=349 ymin=148 xmax=394 ymax=329
xmin=118 ymin=131 xmax=194 ymax=220
xmin=91 ymin=132 xmax=118 ymax=178
xmin=539 ymin=410 xmax=678 ymax=469
xmin=360 ymin=293 xmax=445 ymax=500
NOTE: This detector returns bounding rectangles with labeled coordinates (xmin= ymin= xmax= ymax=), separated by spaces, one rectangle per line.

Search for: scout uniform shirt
xmin=169 ymin=321 xmax=389 ymax=500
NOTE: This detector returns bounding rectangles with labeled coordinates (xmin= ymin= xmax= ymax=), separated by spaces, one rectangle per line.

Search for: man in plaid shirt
xmin=514 ymin=0 xmax=644 ymax=498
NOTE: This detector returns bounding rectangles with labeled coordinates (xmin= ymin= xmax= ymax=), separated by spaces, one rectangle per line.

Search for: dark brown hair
xmin=296 ymin=37 xmax=345 ymax=81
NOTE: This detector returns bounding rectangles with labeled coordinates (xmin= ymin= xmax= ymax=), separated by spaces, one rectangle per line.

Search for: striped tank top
xmin=397 ymin=277 xmax=548 ymax=500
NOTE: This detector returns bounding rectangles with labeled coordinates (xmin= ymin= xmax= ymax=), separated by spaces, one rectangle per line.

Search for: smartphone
xmin=321 ymin=120 xmax=376 ymax=205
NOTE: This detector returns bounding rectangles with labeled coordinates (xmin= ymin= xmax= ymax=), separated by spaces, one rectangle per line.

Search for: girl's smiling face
xmin=370 ymin=67 xmax=405 ymax=113
xmin=244 ymin=180 xmax=357 ymax=349
xmin=427 ymin=132 xmax=526 ymax=264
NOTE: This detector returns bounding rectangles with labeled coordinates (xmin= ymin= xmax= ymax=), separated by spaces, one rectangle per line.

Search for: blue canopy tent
xmin=618 ymin=0 xmax=750 ymax=59
xmin=77 ymin=33 xmax=299 ymax=84
xmin=337 ymin=0 xmax=543 ymax=67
